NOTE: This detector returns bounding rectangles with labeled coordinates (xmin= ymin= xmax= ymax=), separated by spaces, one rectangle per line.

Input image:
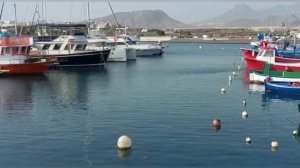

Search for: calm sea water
xmin=1 ymin=43 xmax=300 ymax=167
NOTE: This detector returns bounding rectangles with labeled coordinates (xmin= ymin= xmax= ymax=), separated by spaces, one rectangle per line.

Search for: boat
xmin=0 ymin=33 xmax=48 ymax=75
xmin=265 ymin=79 xmax=300 ymax=95
xmin=243 ymin=46 xmax=300 ymax=71
xmin=31 ymin=35 xmax=110 ymax=67
xmin=250 ymin=63 xmax=300 ymax=83
xmin=87 ymin=37 xmax=136 ymax=62
xmin=108 ymin=35 xmax=163 ymax=56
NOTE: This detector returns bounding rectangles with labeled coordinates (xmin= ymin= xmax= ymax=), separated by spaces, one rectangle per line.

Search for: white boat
xmin=249 ymin=71 xmax=300 ymax=83
xmin=108 ymin=35 xmax=163 ymax=56
xmin=87 ymin=38 xmax=136 ymax=62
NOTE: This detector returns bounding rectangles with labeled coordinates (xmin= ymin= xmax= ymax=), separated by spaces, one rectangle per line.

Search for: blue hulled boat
xmin=265 ymin=80 xmax=300 ymax=95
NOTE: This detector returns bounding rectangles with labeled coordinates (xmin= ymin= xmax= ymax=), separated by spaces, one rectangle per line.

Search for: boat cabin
xmin=34 ymin=35 xmax=90 ymax=55
xmin=256 ymin=47 xmax=276 ymax=63
xmin=0 ymin=36 xmax=33 ymax=56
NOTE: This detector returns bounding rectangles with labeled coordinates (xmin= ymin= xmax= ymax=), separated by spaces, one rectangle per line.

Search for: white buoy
xmin=271 ymin=141 xmax=279 ymax=148
xmin=242 ymin=111 xmax=248 ymax=118
xmin=243 ymin=99 xmax=247 ymax=108
xmin=232 ymin=72 xmax=237 ymax=76
xmin=229 ymin=75 xmax=232 ymax=81
xmin=237 ymin=65 xmax=241 ymax=71
xmin=245 ymin=137 xmax=251 ymax=144
xmin=293 ymin=130 xmax=298 ymax=136
xmin=117 ymin=135 xmax=132 ymax=150
xmin=221 ymin=88 xmax=226 ymax=93
xmin=199 ymin=45 xmax=202 ymax=49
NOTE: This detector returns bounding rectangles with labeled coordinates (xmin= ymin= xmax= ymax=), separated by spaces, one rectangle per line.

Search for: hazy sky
xmin=1 ymin=1 xmax=298 ymax=24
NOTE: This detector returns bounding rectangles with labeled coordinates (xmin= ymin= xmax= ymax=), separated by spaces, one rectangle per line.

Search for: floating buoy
xmin=228 ymin=75 xmax=232 ymax=81
xmin=293 ymin=130 xmax=298 ymax=136
xmin=271 ymin=141 xmax=279 ymax=148
xmin=212 ymin=119 xmax=221 ymax=131
xmin=221 ymin=88 xmax=226 ymax=93
xmin=232 ymin=72 xmax=237 ymax=76
xmin=245 ymin=137 xmax=252 ymax=144
xmin=117 ymin=135 xmax=132 ymax=150
xmin=243 ymin=99 xmax=247 ymax=108
xmin=199 ymin=45 xmax=202 ymax=49
xmin=237 ymin=65 xmax=241 ymax=71
xmin=213 ymin=119 xmax=221 ymax=127
xmin=242 ymin=111 xmax=248 ymax=118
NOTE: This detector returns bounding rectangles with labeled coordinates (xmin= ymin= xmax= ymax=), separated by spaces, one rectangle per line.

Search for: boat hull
xmin=41 ymin=50 xmax=110 ymax=67
xmin=136 ymin=48 xmax=163 ymax=56
xmin=265 ymin=81 xmax=300 ymax=95
xmin=250 ymin=71 xmax=300 ymax=83
xmin=0 ymin=63 xmax=48 ymax=75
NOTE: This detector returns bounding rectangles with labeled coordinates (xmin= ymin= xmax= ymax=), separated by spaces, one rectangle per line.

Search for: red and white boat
xmin=243 ymin=46 xmax=300 ymax=72
xmin=0 ymin=34 xmax=48 ymax=75
xmin=241 ymin=40 xmax=300 ymax=64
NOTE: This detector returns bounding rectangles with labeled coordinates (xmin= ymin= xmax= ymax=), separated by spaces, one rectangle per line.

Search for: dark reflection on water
xmin=262 ymin=92 xmax=300 ymax=102
xmin=0 ymin=75 xmax=49 ymax=112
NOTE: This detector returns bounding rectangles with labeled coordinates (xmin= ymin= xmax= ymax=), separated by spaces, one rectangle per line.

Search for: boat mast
xmin=0 ymin=2 xmax=4 ymax=22
xmin=108 ymin=1 xmax=119 ymax=28
xmin=13 ymin=1 xmax=18 ymax=35
xmin=86 ymin=1 xmax=91 ymax=35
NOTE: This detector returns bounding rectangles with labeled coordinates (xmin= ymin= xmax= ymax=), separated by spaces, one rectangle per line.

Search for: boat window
xmin=89 ymin=42 xmax=99 ymax=47
xmin=53 ymin=44 xmax=61 ymax=50
xmin=6 ymin=47 xmax=11 ymax=54
xmin=116 ymin=42 xmax=126 ymax=46
xmin=21 ymin=47 xmax=27 ymax=54
xmin=42 ymin=44 xmax=50 ymax=50
xmin=264 ymin=50 xmax=274 ymax=57
xmin=75 ymin=44 xmax=83 ymax=50
xmin=12 ymin=47 xmax=18 ymax=55
xmin=64 ymin=44 xmax=70 ymax=50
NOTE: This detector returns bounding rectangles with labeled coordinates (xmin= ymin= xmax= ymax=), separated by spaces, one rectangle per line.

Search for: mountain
xmin=201 ymin=3 xmax=300 ymax=27
xmin=92 ymin=10 xmax=189 ymax=29
xmin=207 ymin=4 xmax=259 ymax=24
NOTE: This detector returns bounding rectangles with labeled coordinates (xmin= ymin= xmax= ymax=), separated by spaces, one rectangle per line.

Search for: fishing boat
xmin=250 ymin=63 xmax=300 ymax=83
xmin=243 ymin=46 xmax=300 ymax=71
xmin=0 ymin=33 xmax=48 ymax=75
xmin=265 ymin=80 xmax=300 ymax=95
xmin=32 ymin=35 xmax=110 ymax=67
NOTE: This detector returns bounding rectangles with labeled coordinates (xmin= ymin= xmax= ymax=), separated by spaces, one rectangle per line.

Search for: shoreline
xmin=167 ymin=38 xmax=251 ymax=44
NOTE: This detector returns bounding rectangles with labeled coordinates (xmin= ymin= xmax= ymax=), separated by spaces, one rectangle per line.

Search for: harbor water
xmin=0 ymin=43 xmax=300 ymax=167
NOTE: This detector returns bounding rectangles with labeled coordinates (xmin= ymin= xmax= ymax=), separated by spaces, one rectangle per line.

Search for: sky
xmin=0 ymin=1 xmax=298 ymax=24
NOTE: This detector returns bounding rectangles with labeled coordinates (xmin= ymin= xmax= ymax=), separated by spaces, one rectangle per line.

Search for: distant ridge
xmin=92 ymin=10 xmax=189 ymax=29
xmin=196 ymin=3 xmax=300 ymax=27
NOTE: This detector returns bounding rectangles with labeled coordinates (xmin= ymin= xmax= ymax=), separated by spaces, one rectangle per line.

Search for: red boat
xmin=243 ymin=46 xmax=300 ymax=72
xmin=241 ymin=46 xmax=300 ymax=64
xmin=0 ymin=34 xmax=48 ymax=75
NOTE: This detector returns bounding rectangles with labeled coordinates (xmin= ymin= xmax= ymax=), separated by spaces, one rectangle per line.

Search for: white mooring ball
xmin=242 ymin=111 xmax=248 ymax=118
xmin=221 ymin=88 xmax=226 ymax=93
xmin=271 ymin=141 xmax=279 ymax=148
xmin=293 ymin=130 xmax=298 ymax=136
xmin=117 ymin=135 xmax=132 ymax=150
xmin=245 ymin=137 xmax=251 ymax=144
